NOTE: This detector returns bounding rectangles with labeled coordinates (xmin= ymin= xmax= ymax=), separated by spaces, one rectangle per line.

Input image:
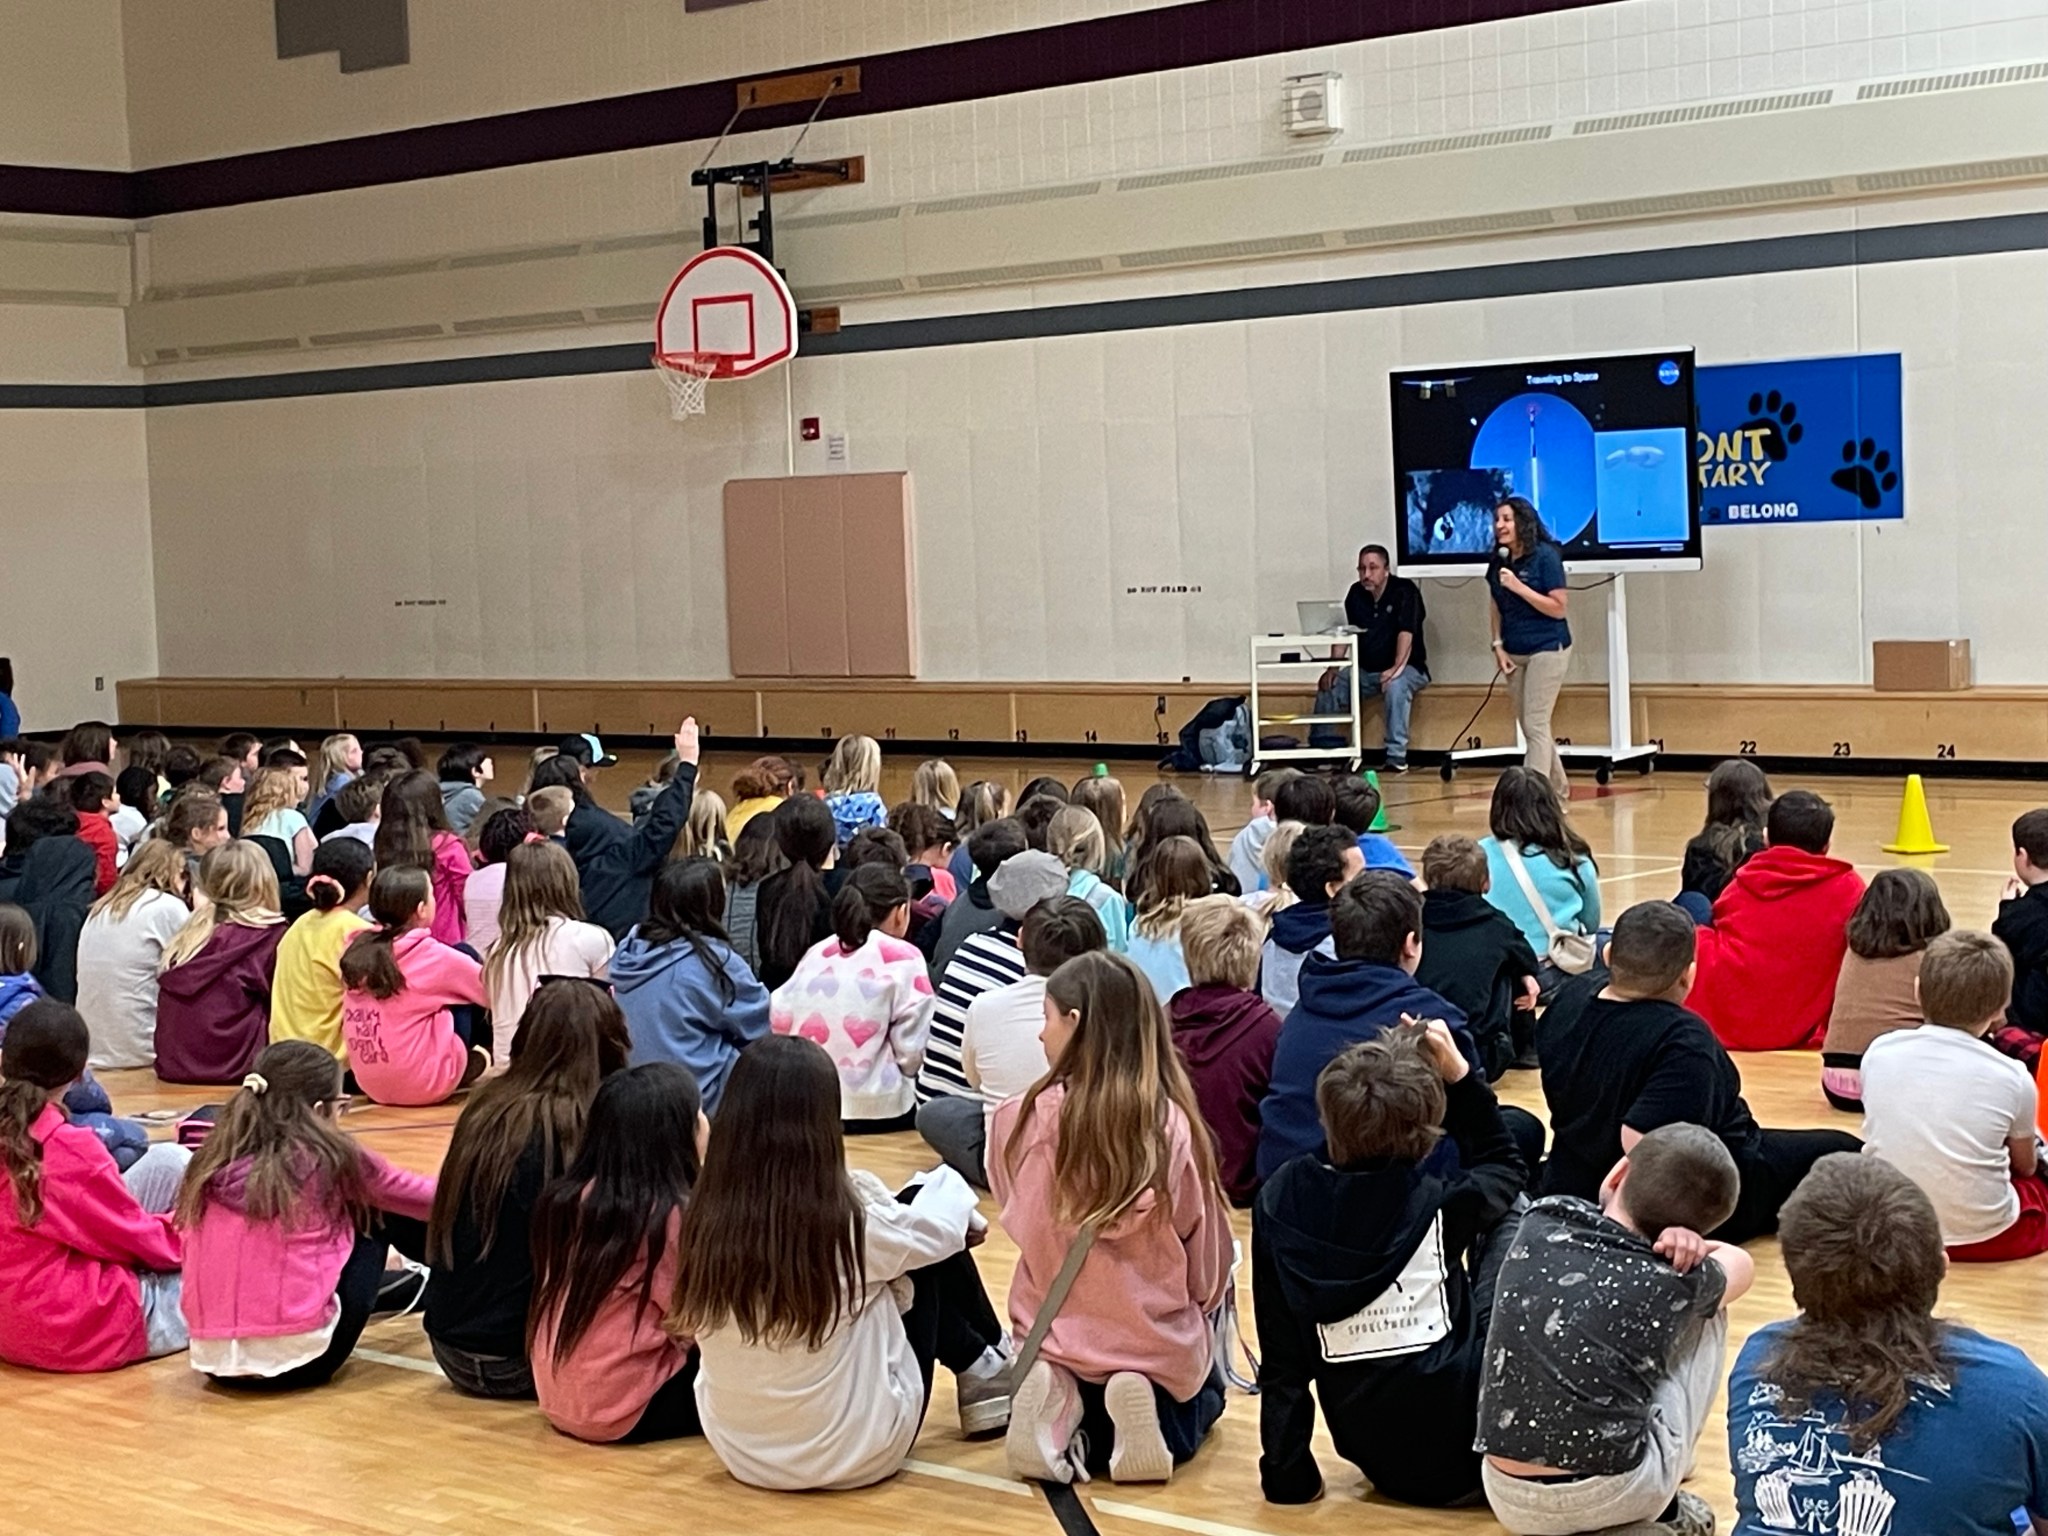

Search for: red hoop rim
xmin=653 ymin=350 xmax=726 ymax=378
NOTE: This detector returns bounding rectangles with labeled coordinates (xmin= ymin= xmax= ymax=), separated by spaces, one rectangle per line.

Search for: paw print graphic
xmin=1741 ymin=391 xmax=1802 ymax=461
xmin=1831 ymin=438 xmax=1899 ymax=510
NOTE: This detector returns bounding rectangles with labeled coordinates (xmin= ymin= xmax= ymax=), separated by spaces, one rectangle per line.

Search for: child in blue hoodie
xmin=0 ymin=903 xmax=148 ymax=1169
xmin=1261 ymin=827 xmax=1365 ymax=1017
xmin=1333 ymin=776 xmax=1414 ymax=878
xmin=1257 ymin=872 xmax=1485 ymax=1182
xmin=611 ymin=859 xmax=771 ymax=1117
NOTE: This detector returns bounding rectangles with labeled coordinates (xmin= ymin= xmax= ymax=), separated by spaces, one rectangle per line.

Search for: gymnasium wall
xmin=0 ymin=0 xmax=129 ymax=168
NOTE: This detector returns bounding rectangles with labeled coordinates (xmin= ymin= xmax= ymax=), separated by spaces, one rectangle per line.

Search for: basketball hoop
xmin=654 ymin=352 xmax=721 ymax=420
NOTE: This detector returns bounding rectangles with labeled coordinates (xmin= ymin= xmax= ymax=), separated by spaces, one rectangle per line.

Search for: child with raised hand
xmin=78 ymin=840 xmax=192 ymax=1070
xmin=1047 ymin=804 xmax=1130 ymax=952
xmin=822 ymin=733 xmax=887 ymax=849
xmin=1479 ymin=1124 xmax=1754 ymax=1534
xmin=1256 ymin=1017 xmax=1527 ymax=1508
xmin=612 ymin=858 xmax=771 ymax=1116
xmin=1126 ymin=836 xmax=1215 ymax=1004
xmin=178 ymin=1040 xmax=434 ymax=1389
xmin=425 ymin=979 xmax=631 ymax=1397
xmin=1862 ymin=930 xmax=2048 ymax=1261
xmin=998 ymin=951 xmax=1233 ymax=1486
xmin=0 ymin=999 xmax=190 ymax=1372
xmin=530 ymin=1062 xmax=707 ymax=1443
xmin=482 ymin=841 xmax=614 ymax=1068
xmin=268 ymin=837 xmax=375 ymax=1068
xmin=1821 ymin=867 xmax=1951 ymax=1110
xmin=339 ymin=867 xmax=489 ymax=1106
xmin=155 ymin=841 xmax=288 ymax=1085
xmin=673 ymin=1034 xmax=1011 ymax=1489
xmin=769 ymin=863 xmax=934 ymax=1130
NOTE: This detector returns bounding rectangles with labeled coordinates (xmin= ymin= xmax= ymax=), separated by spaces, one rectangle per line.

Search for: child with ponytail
xmin=755 ymin=795 xmax=840 ymax=991
xmin=340 ymin=867 xmax=490 ymax=1106
xmin=821 ymin=734 xmax=887 ymax=849
xmin=178 ymin=1039 xmax=435 ymax=1389
xmin=0 ymin=999 xmax=191 ymax=1371
xmin=269 ymin=838 xmax=375 ymax=1067
xmin=996 ymin=951 xmax=1233 ymax=1486
xmin=769 ymin=863 xmax=934 ymax=1130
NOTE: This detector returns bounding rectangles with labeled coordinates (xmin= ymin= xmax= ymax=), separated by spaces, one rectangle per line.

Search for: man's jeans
xmin=1313 ymin=665 xmax=1429 ymax=762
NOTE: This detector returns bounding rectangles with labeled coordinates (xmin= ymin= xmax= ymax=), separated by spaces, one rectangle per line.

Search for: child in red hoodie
xmin=1169 ymin=895 xmax=1283 ymax=1206
xmin=1688 ymin=790 xmax=1866 ymax=1051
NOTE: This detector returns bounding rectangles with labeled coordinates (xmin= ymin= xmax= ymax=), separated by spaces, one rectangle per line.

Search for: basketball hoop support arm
xmin=691 ymin=158 xmax=857 ymax=270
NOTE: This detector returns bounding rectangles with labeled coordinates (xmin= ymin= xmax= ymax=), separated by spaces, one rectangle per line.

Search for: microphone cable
xmin=1439 ymin=659 xmax=1508 ymax=761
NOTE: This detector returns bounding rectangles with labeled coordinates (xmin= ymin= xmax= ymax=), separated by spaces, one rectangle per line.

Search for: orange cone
xmin=1881 ymin=774 xmax=1948 ymax=855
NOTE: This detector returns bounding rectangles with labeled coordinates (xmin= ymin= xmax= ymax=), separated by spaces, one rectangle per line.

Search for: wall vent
xmin=591 ymin=302 xmax=661 ymax=323
xmin=1856 ymin=155 xmax=2048 ymax=193
xmin=159 ymin=272 xmax=301 ymax=300
xmin=1116 ymin=154 xmax=1324 ymax=193
xmin=794 ymin=276 xmax=909 ymax=299
xmin=308 ymin=323 xmax=447 ymax=346
xmin=2 ymin=226 xmax=130 ymax=248
xmin=914 ymin=257 xmax=1106 ymax=289
xmin=914 ymin=182 xmax=1103 ymax=217
xmin=1859 ymin=63 xmax=2048 ymax=100
xmin=1116 ymin=232 xmax=1326 ymax=270
xmin=304 ymin=258 xmax=440 ymax=286
xmin=781 ymin=205 xmax=905 ymax=230
xmin=450 ymin=310 xmax=588 ymax=334
xmin=1344 ymin=126 xmax=1551 ymax=163
xmin=0 ymin=287 xmax=124 ymax=306
xmin=1573 ymin=178 xmax=1839 ymax=222
xmin=185 ymin=337 xmax=304 ymax=357
xmin=1341 ymin=209 xmax=1557 ymax=246
xmin=588 ymin=231 xmax=688 ymax=254
xmin=1574 ymin=90 xmax=1834 ymax=135
xmin=447 ymin=243 xmax=584 ymax=270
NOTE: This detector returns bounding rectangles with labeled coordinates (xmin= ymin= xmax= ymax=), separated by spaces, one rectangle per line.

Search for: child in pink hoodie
xmin=179 ymin=1039 xmax=436 ymax=1388
xmin=341 ymin=867 xmax=490 ymax=1106
xmin=0 ymin=1000 xmax=190 ymax=1372
xmin=769 ymin=864 xmax=934 ymax=1130
xmin=993 ymin=951 xmax=1233 ymax=1487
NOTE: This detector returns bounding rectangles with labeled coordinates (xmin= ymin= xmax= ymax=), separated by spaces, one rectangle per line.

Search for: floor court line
xmin=354 ymin=1347 xmax=443 ymax=1376
xmin=1088 ymin=1496 xmax=1289 ymax=1536
xmin=901 ymin=1460 xmax=1035 ymax=1497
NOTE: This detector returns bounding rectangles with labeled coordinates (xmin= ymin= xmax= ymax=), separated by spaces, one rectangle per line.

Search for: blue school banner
xmin=1695 ymin=353 xmax=1903 ymax=524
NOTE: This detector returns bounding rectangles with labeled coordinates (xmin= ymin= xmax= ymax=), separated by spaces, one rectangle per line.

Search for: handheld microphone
xmin=1490 ymin=544 xmax=1512 ymax=578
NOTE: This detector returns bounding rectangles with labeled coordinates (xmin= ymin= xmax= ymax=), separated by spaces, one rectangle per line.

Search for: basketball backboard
xmin=655 ymin=245 xmax=799 ymax=381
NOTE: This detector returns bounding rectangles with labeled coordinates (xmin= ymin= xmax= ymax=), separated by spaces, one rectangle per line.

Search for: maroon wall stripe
xmin=3 ymin=0 xmax=1622 ymax=221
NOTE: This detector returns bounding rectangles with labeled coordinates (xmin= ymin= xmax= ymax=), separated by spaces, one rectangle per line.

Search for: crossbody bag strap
xmin=1501 ymin=842 xmax=1565 ymax=943
xmin=1012 ymin=1222 xmax=1099 ymax=1382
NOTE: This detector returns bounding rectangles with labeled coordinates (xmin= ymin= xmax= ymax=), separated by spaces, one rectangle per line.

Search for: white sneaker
xmin=1103 ymin=1372 xmax=1173 ymax=1484
xmin=1005 ymin=1360 xmax=1084 ymax=1484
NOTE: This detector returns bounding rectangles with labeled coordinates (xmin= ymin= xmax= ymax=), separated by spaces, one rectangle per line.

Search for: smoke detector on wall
xmin=1284 ymin=72 xmax=1344 ymax=137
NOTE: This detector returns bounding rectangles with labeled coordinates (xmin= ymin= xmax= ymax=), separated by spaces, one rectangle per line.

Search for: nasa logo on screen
xmin=1657 ymin=359 xmax=1681 ymax=386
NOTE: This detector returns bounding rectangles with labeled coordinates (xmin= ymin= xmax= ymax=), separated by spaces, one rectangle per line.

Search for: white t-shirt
xmin=109 ymin=804 xmax=149 ymax=863
xmin=76 ymin=890 xmax=193 ymax=1070
xmin=245 ymin=808 xmax=311 ymax=847
xmin=463 ymin=863 xmax=509 ymax=955
xmin=484 ymin=915 xmax=614 ymax=1066
xmin=1861 ymin=1024 xmax=2038 ymax=1246
xmin=961 ymin=975 xmax=1051 ymax=1151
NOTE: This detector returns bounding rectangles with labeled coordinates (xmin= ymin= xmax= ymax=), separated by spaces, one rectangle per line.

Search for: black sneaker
xmin=1385 ymin=759 xmax=1410 ymax=774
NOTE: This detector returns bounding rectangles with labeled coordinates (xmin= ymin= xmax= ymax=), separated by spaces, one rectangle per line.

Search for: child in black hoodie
xmin=1253 ymin=1016 xmax=1526 ymax=1508
xmin=1415 ymin=835 xmax=1541 ymax=1079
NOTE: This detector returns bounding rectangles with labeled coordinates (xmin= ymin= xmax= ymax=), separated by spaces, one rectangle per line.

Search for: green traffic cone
xmin=1366 ymin=769 xmax=1398 ymax=833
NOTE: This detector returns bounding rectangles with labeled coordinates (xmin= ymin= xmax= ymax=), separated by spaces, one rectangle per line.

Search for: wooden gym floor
xmin=16 ymin=755 xmax=2046 ymax=1536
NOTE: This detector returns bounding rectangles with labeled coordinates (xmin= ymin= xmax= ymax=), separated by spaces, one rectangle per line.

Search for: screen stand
xmin=1443 ymin=574 xmax=1659 ymax=788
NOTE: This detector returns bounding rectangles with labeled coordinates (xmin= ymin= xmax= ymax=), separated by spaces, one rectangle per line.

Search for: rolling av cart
xmin=1247 ymin=633 xmax=1362 ymax=778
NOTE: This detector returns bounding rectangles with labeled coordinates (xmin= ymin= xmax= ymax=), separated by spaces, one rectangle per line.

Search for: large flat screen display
xmin=1389 ymin=351 xmax=1703 ymax=575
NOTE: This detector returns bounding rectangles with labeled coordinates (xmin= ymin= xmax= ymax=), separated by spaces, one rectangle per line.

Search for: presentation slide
xmin=1389 ymin=351 xmax=1704 ymax=574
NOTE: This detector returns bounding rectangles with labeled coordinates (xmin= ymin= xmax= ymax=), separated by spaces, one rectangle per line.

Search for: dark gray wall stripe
xmin=11 ymin=206 xmax=2048 ymax=410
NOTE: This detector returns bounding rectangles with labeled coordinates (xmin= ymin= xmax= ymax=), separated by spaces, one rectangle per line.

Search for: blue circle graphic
xmin=1469 ymin=392 xmax=1598 ymax=541
xmin=1658 ymin=359 xmax=1681 ymax=386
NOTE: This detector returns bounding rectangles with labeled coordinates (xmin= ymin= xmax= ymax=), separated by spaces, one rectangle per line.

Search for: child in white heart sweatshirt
xmin=769 ymin=864 xmax=935 ymax=1129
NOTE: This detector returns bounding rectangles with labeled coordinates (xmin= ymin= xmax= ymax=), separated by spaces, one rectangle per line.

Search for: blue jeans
xmin=1315 ymin=665 xmax=1429 ymax=762
xmin=1074 ymin=1364 xmax=1227 ymax=1474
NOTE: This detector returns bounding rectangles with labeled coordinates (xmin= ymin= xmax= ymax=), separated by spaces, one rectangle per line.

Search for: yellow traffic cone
xmin=1882 ymin=774 xmax=1949 ymax=855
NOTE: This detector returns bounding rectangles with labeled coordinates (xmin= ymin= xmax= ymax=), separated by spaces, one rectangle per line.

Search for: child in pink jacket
xmin=179 ymin=1039 xmax=436 ymax=1389
xmin=769 ymin=865 xmax=934 ymax=1129
xmin=993 ymin=951 xmax=1233 ymax=1487
xmin=0 ymin=1000 xmax=191 ymax=1372
xmin=340 ymin=867 xmax=490 ymax=1106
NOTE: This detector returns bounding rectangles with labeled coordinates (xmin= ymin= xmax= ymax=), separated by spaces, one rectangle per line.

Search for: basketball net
xmin=654 ymin=352 xmax=720 ymax=420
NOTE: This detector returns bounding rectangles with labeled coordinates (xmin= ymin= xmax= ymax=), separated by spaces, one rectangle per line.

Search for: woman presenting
xmin=1487 ymin=496 xmax=1572 ymax=800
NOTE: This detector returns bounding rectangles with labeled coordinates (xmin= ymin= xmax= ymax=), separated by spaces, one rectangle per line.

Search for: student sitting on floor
xmin=1729 ymin=1153 xmax=2048 ymax=1533
xmin=436 ymin=743 xmax=493 ymax=837
xmin=77 ymin=841 xmax=192 ymax=1072
xmin=424 ymin=980 xmax=631 ymax=1397
xmin=1862 ymin=930 xmax=2048 ymax=1262
xmin=154 ymin=842 xmax=288 ymax=1085
xmin=1688 ymin=788 xmax=1866 ymax=1051
xmin=1258 ymin=871 xmax=1489 ymax=1182
xmin=1479 ymin=767 xmax=1601 ymax=996
xmin=1994 ymin=808 xmax=2048 ymax=1067
xmin=930 ymin=817 xmax=1029 ymax=981
xmin=1479 ymin=1124 xmax=1754 ymax=1535
xmin=1228 ymin=768 xmax=1299 ymax=893
xmin=822 ymin=733 xmax=888 ymax=850
xmin=1820 ymin=867 xmax=1951 ymax=1111
xmin=481 ymin=841 xmax=614 ymax=1067
xmin=0 ymin=1000 xmax=190 ymax=1372
xmin=674 ymin=1034 xmax=1012 ymax=1490
xmin=458 ymin=805 xmax=528 ymax=955
xmin=1539 ymin=900 xmax=1861 ymax=1244
xmin=1332 ymin=774 xmax=1413 ymax=876
xmin=889 ymin=801 xmax=959 ymax=907
xmin=769 ymin=864 xmax=933 ymax=1132
xmin=611 ymin=858 xmax=771 ymax=1117
xmin=919 ymin=896 xmax=1105 ymax=1190
xmin=1047 ymin=805 xmax=1130 ymax=952
xmin=1256 ymin=1018 xmax=1528 ymax=1508
xmin=998 ymin=951 xmax=1232 ymax=1486
xmin=65 ymin=771 xmax=120 ymax=896
xmin=1243 ymin=820 xmax=1304 ymax=919
xmin=1126 ymin=836 xmax=1214 ymax=1004
xmin=318 ymin=773 xmax=385 ymax=851
xmin=179 ymin=1040 xmax=435 ymax=1390
xmin=374 ymin=770 xmax=473 ymax=946
xmin=1170 ymin=895 xmax=1283 ymax=1207
xmin=530 ymin=1063 xmax=706 ymax=1444
xmin=338 ymin=867 xmax=490 ymax=1107
xmin=267 ymin=838 xmax=374 ymax=1071
xmin=1259 ymin=825 xmax=1364 ymax=1017
xmin=1415 ymin=833 xmax=1542 ymax=1081
xmin=754 ymin=795 xmax=843 ymax=991
xmin=1674 ymin=758 xmax=1770 ymax=920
